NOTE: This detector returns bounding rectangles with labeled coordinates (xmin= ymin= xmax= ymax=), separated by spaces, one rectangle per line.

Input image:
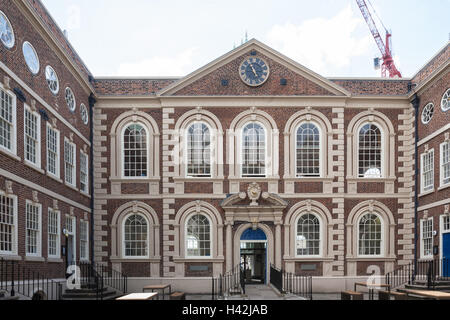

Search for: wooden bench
xmin=378 ymin=290 xmax=407 ymax=300
xmin=170 ymin=292 xmax=186 ymax=300
xmin=341 ymin=290 xmax=364 ymax=300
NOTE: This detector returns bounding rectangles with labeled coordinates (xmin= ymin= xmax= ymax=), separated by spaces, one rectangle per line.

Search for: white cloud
xmin=116 ymin=47 xmax=198 ymax=77
xmin=266 ymin=5 xmax=372 ymax=75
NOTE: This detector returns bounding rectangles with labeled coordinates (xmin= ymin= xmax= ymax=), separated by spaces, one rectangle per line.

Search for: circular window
xmin=45 ymin=66 xmax=59 ymax=95
xmin=80 ymin=104 xmax=88 ymax=125
xmin=22 ymin=41 xmax=40 ymax=75
xmin=442 ymin=88 xmax=450 ymax=112
xmin=421 ymin=103 xmax=434 ymax=124
xmin=65 ymin=87 xmax=76 ymax=112
xmin=0 ymin=11 xmax=15 ymax=49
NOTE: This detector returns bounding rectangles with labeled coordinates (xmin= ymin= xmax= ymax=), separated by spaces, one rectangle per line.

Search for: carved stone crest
xmin=247 ymin=182 xmax=261 ymax=206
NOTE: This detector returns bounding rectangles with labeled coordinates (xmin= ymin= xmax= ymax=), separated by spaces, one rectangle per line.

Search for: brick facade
xmin=0 ymin=0 xmax=449 ymax=296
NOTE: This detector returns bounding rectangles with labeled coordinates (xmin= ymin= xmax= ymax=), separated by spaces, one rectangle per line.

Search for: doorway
xmin=443 ymin=233 xmax=450 ymax=277
xmin=240 ymin=228 xmax=267 ymax=285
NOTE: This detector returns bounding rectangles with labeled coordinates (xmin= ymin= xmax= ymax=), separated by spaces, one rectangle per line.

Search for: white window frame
xmin=46 ymin=123 xmax=60 ymax=179
xmin=25 ymin=200 xmax=42 ymax=257
xmin=64 ymin=138 xmax=77 ymax=188
xmin=442 ymin=88 xmax=450 ymax=112
xmin=185 ymin=213 xmax=212 ymax=259
xmin=421 ymin=218 xmax=434 ymax=259
xmin=122 ymin=213 xmax=149 ymax=259
xmin=121 ymin=122 xmax=150 ymax=179
xmin=440 ymin=141 xmax=450 ymax=188
xmin=0 ymin=192 xmax=18 ymax=256
xmin=185 ymin=122 xmax=212 ymax=178
xmin=80 ymin=220 xmax=89 ymax=261
xmin=0 ymin=82 xmax=17 ymax=157
xmin=421 ymin=149 xmax=434 ymax=193
xmin=295 ymin=121 xmax=323 ymax=178
xmin=295 ymin=213 xmax=323 ymax=258
xmin=24 ymin=104 xmax=41 ymax=168
xmin=357 ymin=122 xmax=384 ymax=179
xmin=47 ymin=208 xmax=60 ymax=259
xmin=357 ymin=212 xmax=384 ymax=258
xmin=240 ymin=121 xmax=268 ymax=178
xmin=80 ymin=150 xmax=89 ymax=194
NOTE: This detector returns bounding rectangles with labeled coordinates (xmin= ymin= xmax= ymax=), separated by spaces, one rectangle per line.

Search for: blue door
xmin=443 ymin=233 xmax=450 ymax=277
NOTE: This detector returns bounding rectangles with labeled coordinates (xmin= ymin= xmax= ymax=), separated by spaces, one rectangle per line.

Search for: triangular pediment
xmin=158 ymin=39 xmax=350 ymax=97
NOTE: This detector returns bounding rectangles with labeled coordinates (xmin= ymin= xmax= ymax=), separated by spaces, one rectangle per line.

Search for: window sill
xmin=438 ymin=183 xmax=450 ymax=191
xmin=283 ymin=177 xmax=334 ymax=182
xmin=24 ymin=160 xmax=44 ymax=174
xmin=0 ymin=254 xmax=22 ymax=261
xmin=110 ymin=257 xmax=161 ymax=263
xmin=0 ymin=148 xmax=20 ymax=162
xmin=47 ymin=257 xmax=63 ymax=263
xmin=46 ymin=171 xmax=62 ymax=183
xmin=24 ymin=256 xmax=45 ymax=262
xmin=173 ymin=257 xmax=224 ymax=263
xmin=174 ymin=177 xmax=224 ymax=182
xmin=228 ymin=176 xmax=280 ymax=182
xmin=283 ymin=257 xmax=334 ymax=262
xmin=80 ymin=190 xmax=91 ymax=198
xmin=65 ymin=182 xmax=79 ymax=192
xmin=419 ymin=189 xmax=435 ymax=198
xmin=346 ymin=177 xmax=396 ymax=183
xmin=346 ymin=257 xmax=396 ymax=262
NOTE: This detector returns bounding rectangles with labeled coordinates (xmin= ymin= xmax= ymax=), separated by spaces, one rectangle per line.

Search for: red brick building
xmin=0 ymin=0 xmax=448 ymax=296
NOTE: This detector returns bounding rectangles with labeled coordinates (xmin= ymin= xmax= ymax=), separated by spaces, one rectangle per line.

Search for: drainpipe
xmin=411 ymin=93 xmax=420 ymax=280
xmin=88 ymin=93 xmax=97 ymax=264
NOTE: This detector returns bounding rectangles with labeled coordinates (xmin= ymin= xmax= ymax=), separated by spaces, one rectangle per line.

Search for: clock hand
xmin=250 ymin=64 xmax=258 ymax=77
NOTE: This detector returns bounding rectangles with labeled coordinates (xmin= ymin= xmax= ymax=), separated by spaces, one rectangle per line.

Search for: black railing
xmin=386 ymin=258 xmax=450 ymax=290
xmin=270 ymin=264 xmax=313 ymax=300
xmin=415 ymin=258 xmax=450 ymax=289
xmin=386 ymin=261 xmax=414 ymax=289
xmin=78 ymin=261 xmax=127 ymax=300
xmin=0 ymin=258 xmax=63 ymax=300
xmin=212 ymin=264 xmax=244 ymax=300
xmin=269 ymin=264 xmax=283 ymax=293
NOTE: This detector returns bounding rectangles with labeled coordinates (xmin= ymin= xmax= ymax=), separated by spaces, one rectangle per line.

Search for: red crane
xmin=356 ymin=0 xmax=402 ymax=78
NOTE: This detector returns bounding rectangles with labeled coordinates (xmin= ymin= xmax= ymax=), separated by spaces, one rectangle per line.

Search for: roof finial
xmin=245 ymin=31 xmax=248 ymax=43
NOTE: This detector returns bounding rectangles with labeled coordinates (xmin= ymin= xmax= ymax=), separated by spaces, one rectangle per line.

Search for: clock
xmin=239 ymin=56 xmax=270 ymax=87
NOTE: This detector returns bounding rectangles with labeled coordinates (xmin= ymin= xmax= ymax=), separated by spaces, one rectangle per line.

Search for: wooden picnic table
xmin=354 ymin=282 xmax=391 ymax=300
xmin=142 ymin=284 xmax=172 ymax=300
xmin=116 ymin=292 xmax=158 ymax=301
xmin=397 ymin=289 xmax=450 ymax=300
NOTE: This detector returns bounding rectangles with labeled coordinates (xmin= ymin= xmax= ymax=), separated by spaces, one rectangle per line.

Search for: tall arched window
xmin=358 ymin=124 xmax=382 ymax=178
xmin=123 ymin=123 xmax=148 ymax=178
xmin=123 ymin=214 xmax=148 ymax=258
xmin=187 ymin=123 xmax=211 ymax=177
xmin=358 ymin=213 xmax=382 ymax=256
xmin=296 ymin=123 xmax=320 ymax=177
xmin=186 ymin=214 xmax=211 ymax=257
xmin=296 ymin=214 xmax=321 ymax=256
xmin=242 ymin=122 xmax=266 ymax=177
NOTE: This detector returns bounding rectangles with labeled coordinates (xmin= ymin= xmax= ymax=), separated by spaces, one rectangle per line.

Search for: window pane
xmin=296 ymin=123 xmax=320 ymax=177
xmin=186 ymin=214 xmax=210 ymax=257
xmin=124 ymin=214 xmax=148 ymax=257
xmin=187 ymin=123 xmax=211 ymax=177
xmin=123 ymin=124 xmax=148 ymax=177
xmin=359 ymin=124 xmax=382 ymax=178
xmin=242 ymin=123 xmax=266 ymax=177
xmin=359 ymin=213 xmax=382 ymax=256
xmin=297 ymin=214 xmax=320 ymax=256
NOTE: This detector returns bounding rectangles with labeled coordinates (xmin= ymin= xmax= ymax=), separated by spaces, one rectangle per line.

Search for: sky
xmin=41 ymin=0 xmax=450 ymax=78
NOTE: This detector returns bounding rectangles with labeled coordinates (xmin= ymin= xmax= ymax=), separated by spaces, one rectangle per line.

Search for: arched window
xmin=187 ymin=123 xmax=211 ymax=177
xmin=123 ymin=214 xmax=148 ymax=258
xmin=296 ymin=214 xmax=321 ymax=256
xmin=358 ymin=124 xmax=382 ymax=178
xmin=358 ymin=213 xmax=382 ymax=256
xmin=123 ymin=123 xmax=148 ymax=178
xmin=242 ymin=122 xmax=266 ymax=177
xmin=296 ymin=123 xmax=320 ymax=177
xmin=186 ymin=214 xmax=211 ymax=257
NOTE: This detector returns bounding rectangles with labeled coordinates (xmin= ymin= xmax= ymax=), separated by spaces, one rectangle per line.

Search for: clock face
xmin=239 ymin=57 xmax=270 ymax=87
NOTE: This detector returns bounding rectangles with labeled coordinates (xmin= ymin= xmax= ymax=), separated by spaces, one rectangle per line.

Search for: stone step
xmin=62 ymin=288 xmax=119 ymax=300
xmin=406 ymin=284 xmax=450 ymax=292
